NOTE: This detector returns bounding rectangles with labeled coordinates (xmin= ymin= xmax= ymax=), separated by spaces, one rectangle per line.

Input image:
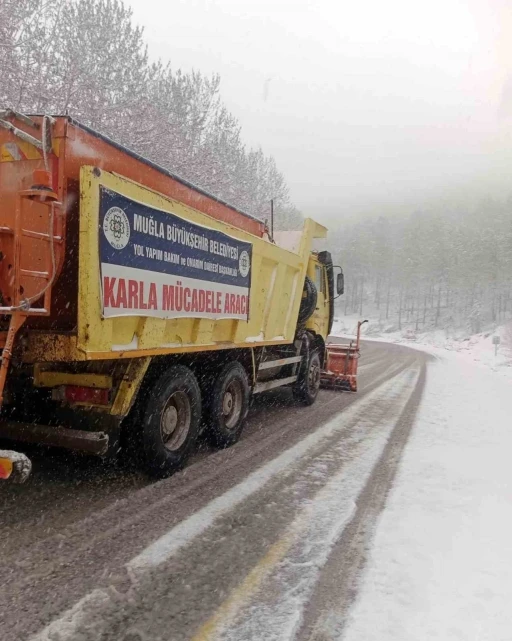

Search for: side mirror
xmin=336 ymin=271 xmax=344 ymax=295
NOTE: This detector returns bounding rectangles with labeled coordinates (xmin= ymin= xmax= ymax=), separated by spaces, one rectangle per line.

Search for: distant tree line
xmin=331 ymin=198 xmax=512 ymax=333
xmin=0 ymin=0 xmax=302 ymax=227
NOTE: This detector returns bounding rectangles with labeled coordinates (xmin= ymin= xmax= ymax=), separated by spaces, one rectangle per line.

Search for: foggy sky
xmin=126 ymin=0 xmax=512 ymax=221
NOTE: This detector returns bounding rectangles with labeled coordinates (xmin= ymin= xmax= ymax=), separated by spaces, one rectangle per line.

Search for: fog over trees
xmin=331 ymin=199 xmax=512 ymax=334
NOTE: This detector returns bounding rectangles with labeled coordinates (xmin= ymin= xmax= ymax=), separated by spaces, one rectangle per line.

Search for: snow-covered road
xmin=2 ymin=340 xmax=510 ymax=641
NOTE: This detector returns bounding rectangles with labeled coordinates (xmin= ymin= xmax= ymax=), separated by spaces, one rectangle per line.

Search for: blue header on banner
xmin=99 ymin=187 xmax=252 ymax=288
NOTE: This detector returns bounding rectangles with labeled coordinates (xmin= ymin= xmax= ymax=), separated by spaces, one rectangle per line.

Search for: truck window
xmin=314 ymin=265 xmax=325 ymax=294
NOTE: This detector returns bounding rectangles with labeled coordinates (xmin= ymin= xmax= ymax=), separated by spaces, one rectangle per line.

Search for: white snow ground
xmin=332 ymin=314 xmax=512 ymax=383
xmin=340 ymin=346 xmax=512 ymax=641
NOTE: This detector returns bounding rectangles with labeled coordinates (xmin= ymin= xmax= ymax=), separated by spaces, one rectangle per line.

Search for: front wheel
xmin=141 ymin=365 xmax=202 ymax=478
xmin=293 ymin=349 xmax=321 ymax=406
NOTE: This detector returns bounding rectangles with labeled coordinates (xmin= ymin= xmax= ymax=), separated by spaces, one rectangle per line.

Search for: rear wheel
xmin=140 ymin=365 xmax=201 ymax=478
xmin=204 ymin=361 xmax=249 ymax=449
xmin=293 ymin=349 xmax=321 ymax=406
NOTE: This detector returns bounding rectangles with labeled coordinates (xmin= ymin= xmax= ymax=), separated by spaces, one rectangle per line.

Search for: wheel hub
xmin=160 ymin=391 xmax=191 ymax=451
xmin=309 ymin=362 xmax=320 ymax=391
xmin=223 ymin=391 xmax=234 ymax=415
xmin=222 ymin=381 xmax=243 ymax=430
xmin=162 ymin=406 xmax=178 ymax=437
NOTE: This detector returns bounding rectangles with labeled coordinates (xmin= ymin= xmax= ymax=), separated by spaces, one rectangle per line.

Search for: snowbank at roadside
xmin=331 ymin=314 xmax=512 ymax=383
xmin=341 ymin=347 xmax=512 ymax=641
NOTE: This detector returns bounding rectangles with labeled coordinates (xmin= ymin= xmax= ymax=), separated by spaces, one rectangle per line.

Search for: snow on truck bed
xmin=342 ymin=347 xmax=512 ymax=641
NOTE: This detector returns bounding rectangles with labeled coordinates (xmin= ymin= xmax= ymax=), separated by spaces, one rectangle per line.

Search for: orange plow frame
xmin=321 ymin=320 xmax=368 ymax=392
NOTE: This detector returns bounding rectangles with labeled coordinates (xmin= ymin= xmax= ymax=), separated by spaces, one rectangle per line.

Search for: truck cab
xmin=306 ymin=251 xmax=343 ymax=340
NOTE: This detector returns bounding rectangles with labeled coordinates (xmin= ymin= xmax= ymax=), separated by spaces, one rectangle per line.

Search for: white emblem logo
xmin=103 ymin=207 xmax=130 ymax=250
xmin=238 ymin=250 xmax=251 ymax=278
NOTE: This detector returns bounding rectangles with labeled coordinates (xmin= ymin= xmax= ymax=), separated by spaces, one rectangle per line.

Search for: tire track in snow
xmin=30 ymin=360 xmax=422 ymax=641
xmin=297 ymin=356 xmax=428 ymax=641
xmin=191 ymin=365 xmax=423 ymax=641
xmin=2 ymin=347 xmax=414 ymax=641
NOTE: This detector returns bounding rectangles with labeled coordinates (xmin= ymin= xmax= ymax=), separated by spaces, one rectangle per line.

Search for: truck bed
xmin=21 ymin=167 xmax=326 ymax=362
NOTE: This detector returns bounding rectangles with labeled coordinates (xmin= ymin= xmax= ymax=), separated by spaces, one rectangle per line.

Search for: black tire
xmin=293 ymin=349 xmax=321 ymax=406
xmin=204 ymin=361 xmax=250 ymax=449
xmin=140 ymin=365 xmax=202 ymax=478
xmin=297 ymin=276 xmax=318 ymax=324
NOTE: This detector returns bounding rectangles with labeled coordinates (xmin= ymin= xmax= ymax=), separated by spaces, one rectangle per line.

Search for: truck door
xmin=308 ymin=262 xmax=329 ymax=338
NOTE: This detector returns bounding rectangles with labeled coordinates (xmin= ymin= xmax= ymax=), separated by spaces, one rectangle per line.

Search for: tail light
xmin=53 ymin=385 xmax=110 ymax=406
xmin=0 ymin=457 xmax=13 ymax=480
xmin=0 ymin=451 xmax=31 ymax=482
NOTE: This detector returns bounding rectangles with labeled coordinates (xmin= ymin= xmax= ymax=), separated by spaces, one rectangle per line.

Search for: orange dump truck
xmin=0 ymin=109 xmax=344 ymax=477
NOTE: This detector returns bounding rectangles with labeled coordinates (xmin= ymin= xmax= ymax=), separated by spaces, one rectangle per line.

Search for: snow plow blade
xmin=321 ymin=320 xmax=368 ymax=392
xmin=0 ymin=450 xmax=31 ymax=483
